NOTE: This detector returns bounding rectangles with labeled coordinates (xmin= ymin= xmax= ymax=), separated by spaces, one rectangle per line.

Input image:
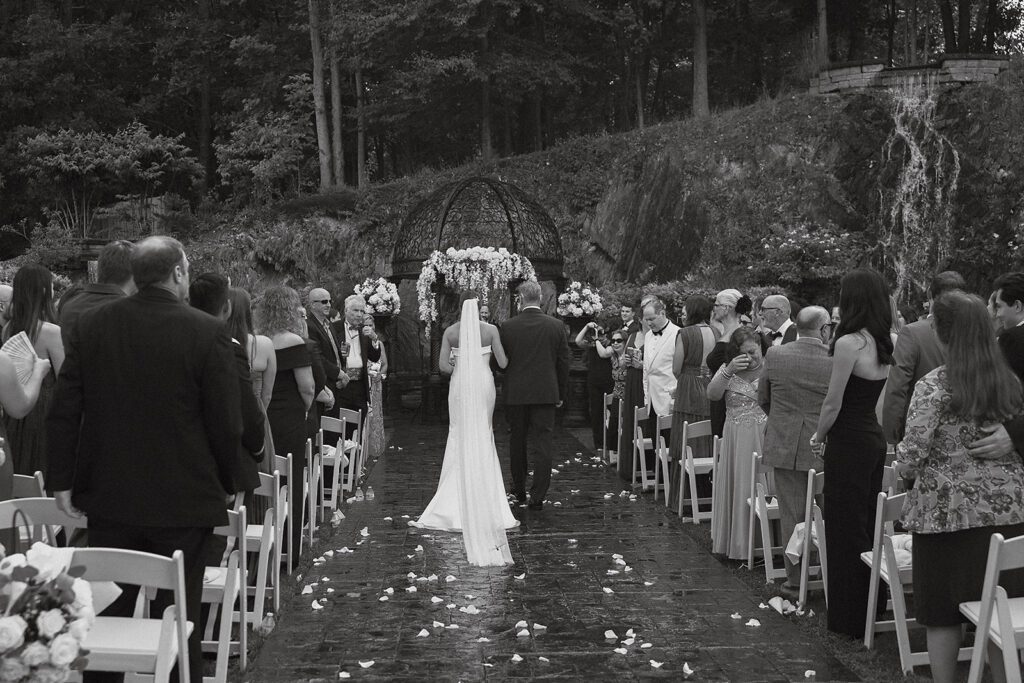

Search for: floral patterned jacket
xmin=897 ymin=367 xmax=1024 ymax=534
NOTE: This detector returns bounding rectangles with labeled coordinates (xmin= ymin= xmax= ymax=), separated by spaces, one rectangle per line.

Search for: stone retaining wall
xmin=809 ymin=55 xmax=1010 ymax=95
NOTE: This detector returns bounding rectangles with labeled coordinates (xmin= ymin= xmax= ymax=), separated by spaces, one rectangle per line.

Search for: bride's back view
xmin=411 ymin=296 xmax=519 ymax=566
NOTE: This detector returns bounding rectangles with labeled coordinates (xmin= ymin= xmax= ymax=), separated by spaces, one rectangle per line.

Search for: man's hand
xmin=968 ymin=424 xmax=1015 ymax=459
xmin=336 ymin=371 xmax=350 ymax=390
xmin=555 ymin=400 xmax=563 ymax=408
xmin=54 ymin=490 xmax=83 ymax=519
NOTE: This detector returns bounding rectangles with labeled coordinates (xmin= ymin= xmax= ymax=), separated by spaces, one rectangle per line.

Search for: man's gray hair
xmin=795 ymin=306 xmax=830 ymax=334
xmin=643 ymin=298 xmax=666 ymax=315
xmin=345 ymin=294 xmax=366 ymax=311
xmin=517 ymin=280 xmax=541 ymax=304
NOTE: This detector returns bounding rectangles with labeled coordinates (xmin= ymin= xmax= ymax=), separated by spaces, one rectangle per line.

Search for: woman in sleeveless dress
xmin=360 ymin=315 xmax=387 ymax=460
xmin=412 ymin=292 xmax=519 ymax=567
xmin=257 ymin=286 xmax=315 ymax=559
xmin=669 ymin=295 xmax=720 ymax=511
xmin=594 ymin=329 xmax=628 ymax=460
xmin=708 ymin=327 xmax=767 ymax=559
xmin=812 ymin=268 xmax=893 ymax=638
xmin=617 ymin=296 xmax=656 ymax=481
xmin=1 ymin=264 xmax=63 ymax=477
xmin=706 ymin=290 xmax=750 ymax=438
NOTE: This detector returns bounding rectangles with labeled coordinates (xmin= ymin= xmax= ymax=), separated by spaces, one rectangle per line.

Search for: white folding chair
xmin=318 ymin=417 xmax=348 ymax=511
xmin=631 ymin=405 xmax=655 ymax=489
xmin=652 ymin=414 xmax=673 ymax=505
xmin=676 ymin=420 xmax=716 ymax=523
xmin=602 ymin=393 xmax=618 ymax=465
xmin=797 ymin=468 xmax=827 ymax=607
xmin=862 ymin=491 xmax=971 ymax=673
xmin=0 ymin=496 xmax=87 ymax=547
xmin=12 ymin=470 xmax=45 ymax=498
xmin=303 ymin=438 xmax=319 ymax=545
xmin=961 ymin=532 xmax=1024 ymax=683
xmin=746 ymin=453 xmax=784 ymax=581
xmin=201 ymin=506 xmax=248 ymax=681
xmin=77 ymin=548 xmax=192 ymax=683
xmin=323 ymin=409 xmax=362 ymax=496
xmin=244 ymin=471 xmax=284 ymax=613
xmin=273 ymin=453 xmax=297 ymax=573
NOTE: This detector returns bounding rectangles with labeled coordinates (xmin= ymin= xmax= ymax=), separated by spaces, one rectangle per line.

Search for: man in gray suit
xmin=758 ymin=306 xmax=833 ymax=597
xmin=882 ymin=270 xmax=965 ymax=444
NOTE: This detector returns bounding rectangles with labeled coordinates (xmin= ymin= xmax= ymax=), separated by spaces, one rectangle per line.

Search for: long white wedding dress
xmin=411 ymin=299 xmax=519 ymax=566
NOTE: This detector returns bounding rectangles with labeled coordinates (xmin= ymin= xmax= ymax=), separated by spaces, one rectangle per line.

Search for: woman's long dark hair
xmin=5 ymin=264 xmax=55 ymax=343
xmin=684 ymin=295 xmax=713 ymax=325
xmin=933 ymin=291 xmax=1023 ymax=422
xmin=227 ymin=287 xmax=254 ymax=345
xmin=830 ymin=268 xmax=894 ymax=364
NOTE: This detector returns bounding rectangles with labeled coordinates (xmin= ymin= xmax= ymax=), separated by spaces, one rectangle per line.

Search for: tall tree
xmin=693 ymin=0 xmax=709 ymax=118
xmin=308 ymin=0 xmax=333 ymax=190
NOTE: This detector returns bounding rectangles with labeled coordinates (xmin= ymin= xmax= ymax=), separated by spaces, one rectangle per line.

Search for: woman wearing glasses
xmin=617 ymin=295 xmax=657 ymax=481
xmin=594 ymin=328 xmax=629 ymax=457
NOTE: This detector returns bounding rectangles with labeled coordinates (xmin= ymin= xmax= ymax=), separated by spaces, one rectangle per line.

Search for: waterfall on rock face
xmin=879 ymin=72 xmax=961 ymax=301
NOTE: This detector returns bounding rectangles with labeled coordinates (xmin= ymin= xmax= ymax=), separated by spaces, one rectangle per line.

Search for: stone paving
xmin=244 ymin=420 xmax=859 ymax=682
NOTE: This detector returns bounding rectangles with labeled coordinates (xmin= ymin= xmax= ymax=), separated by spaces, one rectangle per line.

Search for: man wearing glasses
xmin=307 ymin=288 xmax=343 ymax=433
xmin=759 ymin=295 xmax=796 ymax=347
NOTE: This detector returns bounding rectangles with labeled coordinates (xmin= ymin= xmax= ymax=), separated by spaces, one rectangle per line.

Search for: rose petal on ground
xmin=606 ymin=570 xmax=620 ymax=575
xmin=625 ymin=628 xmax=635 ymax=637
xmin=383 ymin=516 xmax=393 ymax=521
xmin=432 ymin=620 xmax=444 ymax=627
xmin=517 ymin=629 xmax=530 ymax=637
xmin=624 ymin=566 xmax=633 ymax=572
xmin=759 ymin=602 xmax=769 ymax=609
xmin=416 ymin=629 xmax=429 ymax=637
xmin=338 ymin=672 xmax=350 ymax=679
xmin=401 ymin=514 xmax=410 ymax=518
xmin=464 ymin=594 xmax=475 ymax=599
xmin=612 ymin=553 xmax=623 ymax=559
xmin=641 ymin=642 xmax=653 ymax=649
xmin=311 ymin=600 xmax=323 ymax=610
xmin=805 ymin=670 xmax=816 ymax=678
xmin=571 ymin=489 xmax=580 ymax=494
xmin=614 ymin=558 xmax=626 ymax=566
xmin=650 ymin=660 xmax=664 ymax=669
xmin=533 ymin=623 xmax=547 ymax=631
xmin=476 ymin=637 xmax=490 ymax=642
xmin=604 ymin=493 xmax=614 ymax=499
xmin=623 ymin=638 xmax=635 ymax=645
xmin=554 ymin=501 xmax=562 ymax=506
xmin=406 ymin=586 xmax=417 ymax=592
xmin=384 ymin=587 xmax=394 ymax=594
xmin=356 ymin=540 xmax=365 ymax=545
xmin=415 ymin=545 xmax=424 ymax=552
xmin=338 ymin=547 xmax=353 ymax=553
xmin=603 ymin=587 xmax=614 ymax=594
xmin=378 ymin=596 xmax=388 ymax=602
xmin=482 ymin=663 xmax=493 ymax=668
xmin=358 ymin=660 xmax=374 ymax=668
xmin=302 ymin=585 xmax=314 ymax=595
xmin=459 ymin=605 xmax=480 ymax=615
xmin=538 ymin=656 xmax=550 ymax=663
xmin=416 ymin=576 xmax=427 ymax=582
xmin=682 ymin=662 xmax=694 ymax=676
xmin=567 ymin=538 xmax=578 ymax=544
xmin=514 ymin=573 xmax=526 ymax=580
xmin=644 ymin=581 xmax=654 ymax=586
xmin=406 ymin=554 xmax=415 ymax=559
xmin=445 ymin=624 xmax=459 ymax=629
xmin=431 ymin=596 xmax=443 ymax=603
xmin=327 ymin=588 xmax=335 ymax=593
xmin=614 ymin=648 xmax=627 ymax=655
xmin=359 ymin=527 xmax=369 ymax=537
xmin=745 ymin=618 xmax=761 ymax=627
xmin=407 ymin=572 xmax=417 ymax=579
xmin=324 ymin=550 xmax=335 ymax=557
xmin=446 ymin=603 xmax=456 ymax=609
xmin=516 ymin=620 xmax=529 ymax=629
xmin=428 ymin=574 xmax=438 ymax=581
xmin=511 ymin=654 xmax=523 ymax=663
xmin=730 ymin=612 xmax=742 ymax=619
xmin=604 ymin=629 xmax=617 ymax=640
xmin=445 ymin=575 xmax=457 ymax=582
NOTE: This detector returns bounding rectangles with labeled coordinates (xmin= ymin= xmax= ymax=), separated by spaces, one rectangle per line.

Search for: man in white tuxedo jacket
xmin=642 ymin=299 xmax=680 ymax=446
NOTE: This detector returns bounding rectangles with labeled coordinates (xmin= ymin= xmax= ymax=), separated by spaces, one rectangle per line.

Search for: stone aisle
xmin=244 ymin=421 xmax=858 ymax=682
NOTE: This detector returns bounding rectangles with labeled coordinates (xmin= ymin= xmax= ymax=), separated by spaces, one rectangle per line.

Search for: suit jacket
xmin=307 ymin=315 xmax=341 ymax=384
xmin=1000 ymin=325 xmax=1024 ymax=383
xmin=643 ymin=321 xmax=680 ymax=416
xmin=58 ymin=283 xmax=125 ymax=348
xmin=500 ymin=308 xmax=569 ymax=405
xmin=47 ymin=287 xmax=243 ymax=528
xmin=758 ymin=338 xmax=832 ymax=471
xmin=232 ymin=340 xmax=265 ymax=492
xmin=882 ymin=318 xmax=945 ymax=444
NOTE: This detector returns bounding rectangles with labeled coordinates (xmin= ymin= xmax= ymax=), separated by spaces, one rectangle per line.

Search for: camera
xmin=593 ymin=326 xmax=604 ymax=336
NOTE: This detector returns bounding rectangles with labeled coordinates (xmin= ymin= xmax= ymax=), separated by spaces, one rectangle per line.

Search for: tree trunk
xmin=817 ymin=0 xmax=828 ymax=66
xmin=531 ymin=92 xmax=543 ymax=151
xmin=308 ymin=0 xmax=332 ymax=191
xmin=355 ymin=68 xmax=367 ymax=188
xmin=938 ymin=0 xmax=958 ymax=51
xmin=980 ymin=0 xmax=998 ymax=51
xmin=480 ymin=29 xmax=493 ymax=161
xmin=634 ymin=55 xmax=645 ymax=129
xmin=197 ymin=0 xmax=213 ymax=191
xmin=958 ymin=0 xmax=973 ymax=52
xmin=692 ymin=0 xmax=709 ymax=118
xmin=330 ymin=54 xmax=344 ymax=187
xmin=908 ymin=0 xmax=919 ymax=63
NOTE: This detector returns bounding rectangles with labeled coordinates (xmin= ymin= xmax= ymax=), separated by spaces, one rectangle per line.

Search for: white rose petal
xmin=603 ymin=587 xmax=614 ymax=594
xmin=406 ymin=586 xmax=417 ymax=593
xmin=378 ymin=596 xmax=389 ymax=602
xmin=416 ymin=629 xmax=429 ymax=637
xmin=683 ymin=662 xmax=694 ymax=676
xmin=514 ymin=573 xmax=526 ymax=580
xmin=358 ymin=660 xmax=374 ymax=668
xmin=515 ymin=620 xmax=528 ymax=629
xmin=445 ymin=575 xmax=457 ymax=583
xmin=431 ymin=596 xmax=443 ymax=604
xmin=805 ymin=671 xmax=816 ymax=679
xmin=517 ymin=629 xmax=530 ymax=637
xmin=302 ymin=585 xmax=314 ymax=595
xmin=650 ymin=660 xmax=664 ymax=669
xmin=511 ymin=654 xmax=523 ymax=663
xmin=339 ymin=673 xmax=350 ymax=679
xmin=745 ymin=619 xmax=761 ymax=627
xmin=533 ymin=623 xmax=547 ymax=631
xmin=604 ymin=629 xmax=617 ymax=640
xmin=641 ymin=642 xmax=653 ymax=649
xmin=614 ymin=647 xmax=628 ymax=655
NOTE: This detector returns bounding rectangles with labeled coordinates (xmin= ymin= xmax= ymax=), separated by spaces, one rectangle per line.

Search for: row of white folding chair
xmin=201 ymin=506 xmax=248 ymax=682
xmin=242 ymin=469 xmax=287 ymax=614
xmin=651 ymin=414 xmax=672 ymax=504
xmin=631 ymin=405 xmax=655 ymax=490
xmin=601 ymin=393 xmax=620 ymax=466
xmin=319 ymin=409 xmax=363 ymax=514
xmin=961 ymin=532 xmax=1024 ymax=683
xmin=0 ymin=498 xmax=191 ymax=683
xmin=746 ymin=453 xmax=785 ymax=580
xmin=676 ymin=420 xmax=716 ymax=523
xmin=798 ymin=469 xmax=827 ymax=608
xmin=862 ymin=490 xmax=971 ymax=674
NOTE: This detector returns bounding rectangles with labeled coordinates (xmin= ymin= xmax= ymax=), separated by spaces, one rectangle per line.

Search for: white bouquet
xmin=557 ymin=281 xmax=603 ymax=318
xmin=354 ymin=278 xmax=400 ymax=316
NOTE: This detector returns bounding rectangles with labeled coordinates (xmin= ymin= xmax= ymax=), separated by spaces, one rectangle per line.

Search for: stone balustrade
xmin=809 ymin=54 xmax=1010 ymax=95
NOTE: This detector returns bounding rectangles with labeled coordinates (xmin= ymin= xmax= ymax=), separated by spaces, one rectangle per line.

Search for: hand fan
xmin=1 ymin=331 xmax=37 ymax=385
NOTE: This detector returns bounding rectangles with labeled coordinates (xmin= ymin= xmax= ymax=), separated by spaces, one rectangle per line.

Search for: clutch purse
xmin=1 ymin=331 xmax=37 ymax=385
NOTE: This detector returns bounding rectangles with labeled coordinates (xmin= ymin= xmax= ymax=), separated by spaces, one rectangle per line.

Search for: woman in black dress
xmin=617 ymin=298 xmax=652 ymax=481
xmin=811 ymin=268 xmax=893 ymax=638
xmin=706 ymin=290 xmax=749 ymax=438
xmin=256 ymin=286 xmax=315 ymax=558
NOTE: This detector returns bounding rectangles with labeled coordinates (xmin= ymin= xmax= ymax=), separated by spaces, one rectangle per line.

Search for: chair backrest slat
xmin=12 ymin=473 xmax=44 ymax=499
xmin=71 ymin=548 xmax=179 ymax=589
xmin=0 ymin=498 xmax=88 ymax=530
xmin=684 ymin=420 xmax=713 ymax=440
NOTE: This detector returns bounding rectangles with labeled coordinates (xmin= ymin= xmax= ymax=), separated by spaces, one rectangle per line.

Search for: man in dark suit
xmin=882 ymin=270 xmax=964 ymax=444
xmin=499 ymin=280 xmax=570 ymax=509
xmin=47 ymin=236 xmax=243 ymax=683
xmin=307 ymin=287 xmax=344 ymax=442
xmin=758 ymin=306 xmax=833 ymax=598
xmin=189 ymin=272 xmax=266 ymax=493
xmin=334 ymin=294 xmax=382 ymax=436
xmin=759 ymin=295 xmax=797 ymax=347
xmin=58 ymin=239 xmax=137 ymax=346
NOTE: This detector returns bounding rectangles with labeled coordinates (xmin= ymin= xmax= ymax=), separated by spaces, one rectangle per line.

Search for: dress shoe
xmin=777 ymin=583 xmax=800 ymax=602
xmin=511 ymin=492 xmax=527 ymax=504
xmin=527 ymin=501 xmax=543 ymax=510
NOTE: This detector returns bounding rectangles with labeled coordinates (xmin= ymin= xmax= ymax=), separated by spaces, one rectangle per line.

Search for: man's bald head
xmin=132 ymin=236 xmax=188 ymax=299
xmin=796 ymin=305 xmax=831 ymax=338
xmin=308 ymin=287 xmax=332 ymax=321
xmin=760 ymin=294 xmax=792 ymax=332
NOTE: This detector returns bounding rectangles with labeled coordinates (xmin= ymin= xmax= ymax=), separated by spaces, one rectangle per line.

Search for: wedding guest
xmin=708 ymin=326 xmax=767 ymax=559
xmin=0 ymin=285 xmax=11 ymax=327
xmin=2 ymin=264 xmax=64 ymax=477
xmin=811 ymin=268 xmax=893 ymax=638
xmin=479 ymin=303 xmax=491 ymax=323
xmin=896 ymin=290 xmax=1024 ymax=683
xmin=988 ymin=290 xmax=1004 ymax=333
xmin=882 ymin=270 xmax=964 ymax=445
xmin=992 ymin=272 xmax=1024 ymax=380
xmin=759 ymin=295 xmax=796 ymax=346
xmin=669 ymin=295 xmax=719 ymax=510
xmin=299 ymin=307 xmax=330 ymax=440
xmin=48 ymin=236 xmax=243 ymax=683
xmin=306 ymin=288 xmax=343 ymax=436
xmin=758 ymin=306 xmax=833 ymax=597
xmin=616 ymin=296 xmax=655 ymax=481
xmin=189 ymin=273 xmax=266 ymax=495
xmin=619 ymin=303 xmax=640 ymax=335
xmin=595 ymin=329 xmax=629 ymax=456
xmin=333 ymin=294 xmax=382 ymax=436
xmin=257 ymin=286 xmax=315 ymax=558
xmin=58 ymin=239 xmax=136 ymax=345
xmin=707 ymin=289 xmax=751 ymax=437
xmin=642 ymin=298 xmax=679 ymax=460
xmin=575 ymin=321 xmax=614 ymax=454
xmin=362 ymin=315 xmax=388 ymax=459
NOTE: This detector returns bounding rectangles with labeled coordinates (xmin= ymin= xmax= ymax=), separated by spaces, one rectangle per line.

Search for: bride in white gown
xmin=411 ymin=293 xmax=519 ymax=566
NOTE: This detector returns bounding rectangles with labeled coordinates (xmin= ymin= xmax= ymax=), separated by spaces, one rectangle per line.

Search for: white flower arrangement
xmin=416 ymin=247 xmax=536 ymax=325
xmin=0 ymin=542 xmax=94 ymax=681
xmin=557 ymin=281 xmax=603 ymax=318
xmin=354 ymin=277 xmax=401 ymax=316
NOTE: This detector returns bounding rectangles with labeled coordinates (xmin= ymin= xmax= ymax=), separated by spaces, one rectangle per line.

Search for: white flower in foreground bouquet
xmin=26 ymin=543 xmax=69 ymax=583
xmin=47 ymin=633 xmax=80 ymax=667
xmin=0 ymin=616 xmax=27 ymax=653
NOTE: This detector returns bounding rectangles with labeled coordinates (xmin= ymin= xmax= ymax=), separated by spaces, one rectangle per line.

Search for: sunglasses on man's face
xmin=313 ymin=298 xmax=331 ymax=304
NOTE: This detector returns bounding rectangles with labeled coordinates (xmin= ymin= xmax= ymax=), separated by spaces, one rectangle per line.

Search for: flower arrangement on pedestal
xmin=416 ymin=247 xmax=536 ymax=324
xmin=557 ymin=281 xmax=603 ymax=318
xmin=354 ymin=277 xmax=401 ymax=316
xmin=0 ymin=542 xmax=94 ymax=682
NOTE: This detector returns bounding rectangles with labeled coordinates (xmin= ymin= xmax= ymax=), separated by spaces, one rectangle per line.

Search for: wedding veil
xmin=454 ymin=297 xmax=512 ymax=565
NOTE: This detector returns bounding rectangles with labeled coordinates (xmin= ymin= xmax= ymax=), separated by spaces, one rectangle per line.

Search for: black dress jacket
xmin=307 ymin=315 xmax=341 ymax=384
xmin=47 ymin=287 xmax=243 ymax=528
xmin=58 ymin=283 xmax=126 ymax=348
xmin=499 ymin=307 xmax=570 ymax=405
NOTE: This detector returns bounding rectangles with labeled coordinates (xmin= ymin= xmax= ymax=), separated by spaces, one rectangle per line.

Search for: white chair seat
xmin=747 ymin=497 xmax=779 ymax=515
xmin=960 ymin=598 xmax=1024 ymax=649
xmin=84 ymin=617 xmax=194 ymax=672
xmin=687 ymin=457 xmax=714 ymax=471
xmin=245 ymin=525 xmax=266 ymax=547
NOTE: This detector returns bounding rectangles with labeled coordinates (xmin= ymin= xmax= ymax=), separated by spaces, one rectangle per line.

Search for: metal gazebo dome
xmin=390 ymin=176 xmax=565 ymax=281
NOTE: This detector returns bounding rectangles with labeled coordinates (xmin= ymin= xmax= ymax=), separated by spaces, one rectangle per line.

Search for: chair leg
xmin=688 ymin=466 xmax=701 ymax=524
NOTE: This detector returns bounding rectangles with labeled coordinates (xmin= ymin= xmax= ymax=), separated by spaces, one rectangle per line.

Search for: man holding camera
xmin=575 ymin=321 xmax=614 ymax=453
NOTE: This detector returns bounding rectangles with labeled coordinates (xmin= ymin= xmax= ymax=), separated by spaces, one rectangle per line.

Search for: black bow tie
xmin=769 ymin=331 xmax=783 ymax=339
xmin=652 ymin=325 xmax=668 ymax=336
